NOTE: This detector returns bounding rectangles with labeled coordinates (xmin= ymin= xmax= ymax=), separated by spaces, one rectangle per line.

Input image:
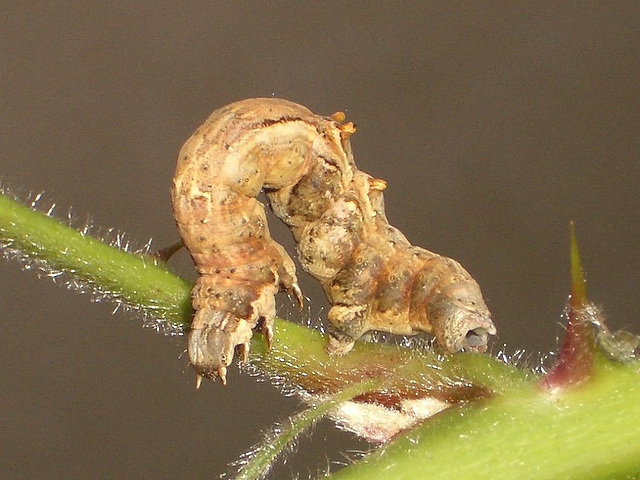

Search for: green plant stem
xmin=250 ymin=319 xmax=529 ymax=401
xmin=327 ymin=357 xmax=640 ymax=480
xmin=0 ymin=192 xmax=193 ymax=327
xmin=2 ymin=192 xmax=639 ymax=479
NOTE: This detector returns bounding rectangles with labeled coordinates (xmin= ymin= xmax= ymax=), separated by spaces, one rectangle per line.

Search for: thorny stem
xmin=328 ymin=221 xmax=640 ymax=479
xmin=326 ymin=359 xmax=640 ymax=480
xmin=1 ymin=192 xmax=639 ymax=479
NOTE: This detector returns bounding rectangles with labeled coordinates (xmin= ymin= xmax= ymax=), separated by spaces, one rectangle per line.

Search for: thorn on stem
xmin=540 ymin=222 xmax=596 ymax=392
xmin=154 ymin=240 xmax=184 ymax=262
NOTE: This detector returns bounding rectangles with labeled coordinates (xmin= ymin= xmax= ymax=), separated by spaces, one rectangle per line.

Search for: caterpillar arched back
xmin=171 ymin=98 xmax=496 ymax=385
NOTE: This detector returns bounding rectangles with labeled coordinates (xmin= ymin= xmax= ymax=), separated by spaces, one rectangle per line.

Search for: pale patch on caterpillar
xmin=171 ymin=98 xmax=496 ymax=385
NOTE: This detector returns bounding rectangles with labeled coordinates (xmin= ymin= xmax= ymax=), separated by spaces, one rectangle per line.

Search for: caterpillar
xmin=171 ymin=98 xmax=496 ymax=386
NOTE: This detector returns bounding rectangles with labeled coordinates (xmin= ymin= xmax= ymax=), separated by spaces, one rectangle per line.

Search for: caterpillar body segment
xmin=171 ymin=98 xmax=496 ymax=385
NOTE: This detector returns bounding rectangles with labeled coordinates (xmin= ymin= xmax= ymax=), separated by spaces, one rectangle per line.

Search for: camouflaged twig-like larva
xmin=172 ymin=98 xmax=496 ymax=386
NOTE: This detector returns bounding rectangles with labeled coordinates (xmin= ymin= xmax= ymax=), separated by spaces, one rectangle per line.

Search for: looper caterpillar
xmin=171 ymin=98 xmax=496 ymax=385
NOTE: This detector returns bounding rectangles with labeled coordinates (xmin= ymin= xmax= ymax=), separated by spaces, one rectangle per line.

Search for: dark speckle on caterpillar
xmin=171 ymin=98 xmax=496 ymax=386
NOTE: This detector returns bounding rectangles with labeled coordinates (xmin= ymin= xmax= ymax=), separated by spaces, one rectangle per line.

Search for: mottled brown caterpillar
xmin=171 ymin=98 xmax=496 ymax=385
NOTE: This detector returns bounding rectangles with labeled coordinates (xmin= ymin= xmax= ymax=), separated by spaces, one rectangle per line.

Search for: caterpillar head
xmin=428 ymin=282 xmax=496 ymax=353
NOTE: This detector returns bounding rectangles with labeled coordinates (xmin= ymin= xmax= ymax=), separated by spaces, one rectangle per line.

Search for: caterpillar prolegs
xmin=171 ymin=98 xmax=496 ymax=385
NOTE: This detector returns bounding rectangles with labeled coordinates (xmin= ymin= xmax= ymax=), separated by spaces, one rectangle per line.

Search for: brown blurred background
xmin=1 ymin=2 xmax=639 ymax=478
